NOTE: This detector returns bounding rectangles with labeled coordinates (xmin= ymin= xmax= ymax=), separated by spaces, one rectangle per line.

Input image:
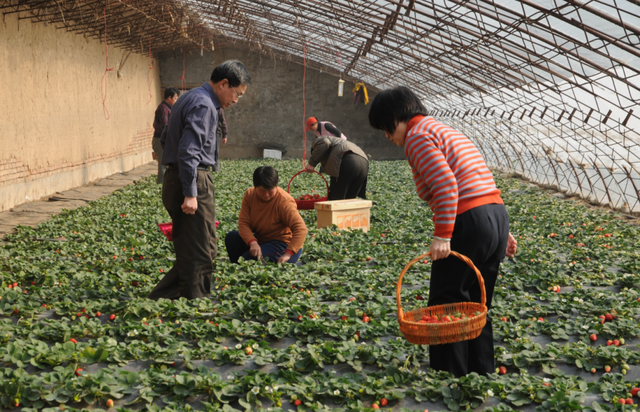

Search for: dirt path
xmin=0 ymin=163 xmax=157 ymax=244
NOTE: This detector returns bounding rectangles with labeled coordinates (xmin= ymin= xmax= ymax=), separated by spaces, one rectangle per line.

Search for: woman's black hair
xmin=253 ymin=166 xmax=279 ymax=189
xmin=368 ymin=86 xmax=428 ymax=133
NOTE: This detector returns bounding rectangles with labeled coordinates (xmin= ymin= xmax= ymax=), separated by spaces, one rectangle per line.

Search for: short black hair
xmin=368 ymin=86 xmax=428 ymax=133
xmin=253 ymin=166 xmax=279 ymax=190
xmin=211 ymin=60 xmax=252 ymax=87
xmin=164 ymin=87 xmax=179 ymax=100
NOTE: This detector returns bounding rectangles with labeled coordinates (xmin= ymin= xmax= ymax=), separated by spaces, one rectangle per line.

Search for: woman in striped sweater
xmin=369 ymin=86 xmax=517 ymax=377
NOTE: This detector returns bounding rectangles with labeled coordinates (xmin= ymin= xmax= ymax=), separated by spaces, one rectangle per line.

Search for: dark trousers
xmin=152 ymin=137 xmax=167 ymax=184
xmin=148 ymin=168 xmax=217 ymax=300
xmin=224 ymin=231 xmax=302 ymax=264
xmin=328 ymin=153 xmax=368 ymax=200
xmin=427 ymin=203 xmax=509 ymax=377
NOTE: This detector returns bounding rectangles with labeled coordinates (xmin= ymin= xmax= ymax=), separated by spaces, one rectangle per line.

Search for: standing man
xmin=152 ymin=87 xmax=179 ymax=184
xmin=149 ymin=60 xmax=252 ymax=300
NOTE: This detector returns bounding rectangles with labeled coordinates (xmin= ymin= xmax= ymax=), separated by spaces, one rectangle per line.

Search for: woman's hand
xmin=277 ymin=252 xmax=292 ymax=263
xmin=249 ymin=242 xmax=262 ymax=260
xmin=430 ymin=238 xmax=451 ymax=260
xmin=506 ymin=232 xmax=517 ymax=258
xmin=304 ymin=163 xmax=315 ymax=173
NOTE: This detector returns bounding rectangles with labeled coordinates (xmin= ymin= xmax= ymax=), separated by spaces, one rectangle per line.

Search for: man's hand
xmin=222 ymin=138 xmax=228 ymax=144
xmin=249 ymin=242 xmax=262 ymax=260
xmin=430 ymin=238 xmax=451 ymax=261
xmin=277 ymin=251 xmax=292 ymax=264
xmin=304 ymin=163 xmax=315 ymax=173
xmin=152 ymin=152 xmax=158 ymax=160
xmin=506 ymin=232 xmax=517 ymax=258
xmin=181 ymin=196 xmax=198 ymax=214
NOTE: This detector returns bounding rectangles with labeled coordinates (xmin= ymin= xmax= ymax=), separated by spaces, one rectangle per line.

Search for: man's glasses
xmin=232 ymin=87 xmax=243 ymax=99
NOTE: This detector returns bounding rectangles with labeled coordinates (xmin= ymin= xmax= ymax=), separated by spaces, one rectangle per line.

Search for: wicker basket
xmin=396 ymin=251 xmax=488 ymax=345
xmin=287 ymin=170 xmax=329 ymax=210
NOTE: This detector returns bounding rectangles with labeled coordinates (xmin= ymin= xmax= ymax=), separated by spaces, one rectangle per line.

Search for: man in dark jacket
xmin=152 ymin=87 xmax=179 ymax=184
xmin=149 ymin=61 xmax=251 ymax=300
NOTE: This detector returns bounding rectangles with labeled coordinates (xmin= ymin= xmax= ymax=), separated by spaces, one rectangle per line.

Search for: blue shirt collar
xmin=202 ymin=82 xmax=221 ymax=110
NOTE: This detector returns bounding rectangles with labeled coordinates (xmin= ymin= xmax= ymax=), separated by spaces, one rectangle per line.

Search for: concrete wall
xmin=159 ymin=48 xmax=405 ymax=160
xmin=0 ymin=11 xmax=160 ymax=212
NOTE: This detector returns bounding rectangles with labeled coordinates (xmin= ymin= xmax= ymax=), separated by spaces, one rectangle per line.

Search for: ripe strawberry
xmin=298 ymin=315 xmax=303 ymax=321
xmin=31 ymin=281 xmax=35 ymax=285
xmin=604 ymin=365 xmax=611 ymax=372
xmin=244 ymin=347 xmax=253 ymax=355
xmin=106 ymin=399 xmax=114 ymax=408
xmin=589 ymin=334 xmax=597 ymax=342
xmin=606 ymin=340 xmax=613 ymax=346
xmin=631 ymin=387 xmax=640 ymax=397
xmin=341 ymin=316 xmax=347 ymax=321
xmin=85 ymin=314 xmax=90 ymax=319
xmin=82 ymin=308 xmax=86 ymax=313
xmin=380 ymin=234 xmax=385 ymax=237
xmin=12 ymin=308 xmax=19 ymax=315
xmin=498 ymin=366 xmax=507 ymax=375
xmin=366 ymin=257 xmax=372 ymax=261
xmin=109 ymin=314 xmax=116 ymax=321
xmin=294 ymin=399 xmax=302 ymax=406
xmin=590 ymin=368 xmax=596 ymax=373
xmin=626 ymin=398 xmax=634 ymax=405
xmin=77 ymin=312 xmax=82 ymax=318
xmin=501 ymin=317 xmax=507 ymax=321
xmin=362 ymin=316 xmax=370 ymax=323
xmin=569 ymin=235 xmax=574 ymax=239
xmin=132 ymin=281 xmax=138 ymax=286
xmin=380 ymin=398 xmax=388 ymax=406
xmin=613 ymin=339 xmax=620 ymax=346
xmin=75 ymin=368 xmax=83 ymax=376
xmin=13 ymin=282 xmax=17 ymax=287
xmin=96 ymin=311 xmax=101 ymax=317
xmin=619 ymin=399 xmax=626 ymax=404
xmin=605 ymin=313 xmax=613 ymax=321
xmin=372 ymin=404 xmax=379 ymax=410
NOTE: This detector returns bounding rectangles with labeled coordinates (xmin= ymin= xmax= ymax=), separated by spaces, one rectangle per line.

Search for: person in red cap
xmin=306 ymin=116 xmax=348 ymax=141
xmin=304 ymin=117 xmax=368 ymax=200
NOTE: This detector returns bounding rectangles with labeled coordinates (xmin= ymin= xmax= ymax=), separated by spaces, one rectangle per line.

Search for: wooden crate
xmin=314 ymin=199 xmax=373 ymax=232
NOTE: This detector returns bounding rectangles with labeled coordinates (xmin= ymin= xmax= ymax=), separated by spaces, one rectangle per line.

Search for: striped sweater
xmin=405 ymin=115 xmax=503 ymax=239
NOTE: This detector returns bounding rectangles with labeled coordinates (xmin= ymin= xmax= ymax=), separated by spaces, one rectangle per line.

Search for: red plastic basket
xmin=287 ymin=170 xmax=329 ymax=210
xmin=158 ymin=221 xmax=219 ymax=242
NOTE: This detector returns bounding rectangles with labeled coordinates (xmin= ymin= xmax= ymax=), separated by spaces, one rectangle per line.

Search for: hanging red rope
xmin=100 ymin=4 xmax=114 ymax=120
xmin=146 ymin=38 xmax=154 ymax=105
xmin=302 ymin=41 xmax=307 ymax=167
xmin=179 ymin=52 xmax=186 ymax=94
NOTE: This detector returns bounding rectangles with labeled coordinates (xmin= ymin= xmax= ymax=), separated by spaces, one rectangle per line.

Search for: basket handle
xmin=395 ymin=250 xmax=486 ymax=320
xmin=287 ymin=169 xmax=329 ymax=197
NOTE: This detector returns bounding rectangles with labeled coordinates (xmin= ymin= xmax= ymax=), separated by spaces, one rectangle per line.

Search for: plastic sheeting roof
xmin=2 ymin=0 xmax=640 ymax=212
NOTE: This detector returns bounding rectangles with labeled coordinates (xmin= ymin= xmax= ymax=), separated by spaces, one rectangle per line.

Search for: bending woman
xmin=225 ymin=166 xmax=308 ymax=264
xmin=369 ymin=86 xmax=517 ymax=377
xmin=304 ymin=125 xmax=369 ymax=200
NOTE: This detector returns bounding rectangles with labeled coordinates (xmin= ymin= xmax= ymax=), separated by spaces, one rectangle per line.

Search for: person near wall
xmin=368 ymin=86 xmax=518 ymax=378
xmin=303 ymin=121 xmax=369 ymax=200
xmin=152 ymin=87 xmax=179 ymax=184
xmin=149 ymin=60 xmax=252 ymax=300
xmin=225 ymin=166 xmax=307 ymax=264
xmin=306 ymin=117 xmax=348 ymax=141
xmin=212 ymin=108 xmax=229 ymax=172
